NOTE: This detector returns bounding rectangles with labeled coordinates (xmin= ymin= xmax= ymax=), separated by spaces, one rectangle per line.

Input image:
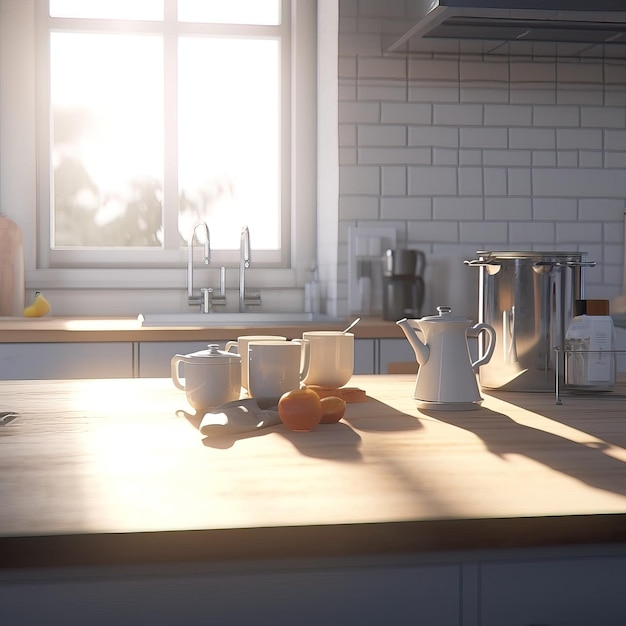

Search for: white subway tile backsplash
xmin=408 ymin=219 xmax=459 ymax=243
xmin=532 ymin=151 xmax=557 ymax=167
xmin=460 ymin=127 xmax=508 ymax=149
xmin=358 ymin=124 xmax=406 ymax=146
xmin=338 ymin=3 xmax=626 ymax=309
xmin=483 ymin=167 xmax=507 ymax=196
xmin=339 ymin=195 xmax=379 ymax=220
xmin=484 ymin=104 xmax=532 ymax=127
xmin=409 ymin=58 xmax=459 ymax=82
xmin=339 ymin=101 xmax=379 ymax=123
xmin=578 ymin=151 xmax=604 ymax=168
xmin=510 ymin=61 xmax=556 ymax=83
xmin=381 ymin=196 xmax=431 ymax=220
xmin=459 ymin=149 xmax=482 ymax=165
xmin=340 ymin=165 xmax=380 ymax=195
xmin=460 ymin=59 xmax=509 ymax=82
xmin=507 ymin=168 xmax=532 ymax=196
xmin=458 ymin=167 xmax=484 ymax=196
xmin=533 ymin=105 xmax=579 ymax=127
xmin=358 ymin=83 xmax=407 ymax=101
xmin=460 ymin=87 xmax=509 ymax=104
xmin=358 ymin=147 xmax=431 ymax=165
xmin=556 ymin=128 xmax=602 ymax=150
xmin=557 ymin=151 xmax=579 ymax=167
xmin=459 ymin=221 xmax=508 ymax=243
xmin=408 ymin=166 xmax=458 ymax=195
xmin=434 ymin=197 xmax=483 ymax=220
xmin=534 ymin=168 xmax=626 ymax=197
xmin=358 ymin=57 xmax=406 ymax=80
xmin=508 ymin=221 xmax=555 ymax=244
xmin=381 ymin=166 xmax=406 ymax=195
xmin=433 ymin=148 xmax=459 ymax=165
xmin=532 ymin=198 xmax=578 ymax=221
xmin=381 ymin=102 xmax=431 ymax=124
xmin=556 ymin=61 xmax=603 ymax=84
xmin=510 ymin=88 xmax=556 ymax=105
xmin=485 ymin=197 xmax=532 ymax=220
xmin=483 ymin=150 xmax=531 ymax=167
xmin=579 ymin=199 xmax=624 ymax=221
xmin=434 ymin=103 xmax=483 ymax=126
xmin=556 ymin=88 xmax=603 ymax=106
xmin=408 ymin=125 xmax=458 ymax=148
xmin=604 ymin=152 xmax=626 ymax=168
xmin=409 ymin=85 xmax=460 ymax=103
xmin=604 ymin=129 xmax=626 ymax=150
xmin=509 ymin=127 xmax=555 ymax=150
xmin=556 ymin=221 xmax=603 ymax=243
xmin=581 ymin=106 xmax=625 ymax=129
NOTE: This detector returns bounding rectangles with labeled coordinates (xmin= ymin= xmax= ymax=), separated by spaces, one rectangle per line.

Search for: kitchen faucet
xmin=239 ymin=225 xmax=261 ymax=312
xmin=187 ymin=222 xmax=211 ymax=310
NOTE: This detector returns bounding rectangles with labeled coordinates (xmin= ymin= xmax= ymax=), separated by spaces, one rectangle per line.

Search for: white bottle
xmin=565 ymin=305 xmax=615 ymax=390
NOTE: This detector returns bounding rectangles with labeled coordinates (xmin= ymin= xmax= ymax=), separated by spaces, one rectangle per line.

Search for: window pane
xmin=178 ymin=0 xmax=280 ymax=25
xmin=49 ymin=0 xmax=163 ymax=20
xmin=51 ymin=33 xmax=164 ymax=247
xmin=178 ymin=37 xmax=281 ymax=250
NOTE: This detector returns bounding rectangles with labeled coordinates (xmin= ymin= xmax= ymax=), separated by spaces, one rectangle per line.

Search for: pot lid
xmin=420 ymin=306 xmax=470 ymax=323
xmin=182 ymin=344 xmax=241 ymax=363
xmin=476 ymin=250 xmax=586 ymax=259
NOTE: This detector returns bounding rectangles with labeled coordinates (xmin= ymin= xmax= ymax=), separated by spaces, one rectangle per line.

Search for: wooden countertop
xmin=1 ymin=375 xmax=626 ymax=569
xmin=0 ymin=315 xmax=404 ymax=342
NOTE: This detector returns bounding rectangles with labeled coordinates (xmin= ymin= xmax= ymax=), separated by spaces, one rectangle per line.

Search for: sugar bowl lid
xmin=179 ymin=344 xmax=241 ymax=364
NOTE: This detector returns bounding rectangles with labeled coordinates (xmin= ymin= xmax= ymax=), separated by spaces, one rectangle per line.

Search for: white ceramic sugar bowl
xmin=171 ymin=344 xmax=241 ymax=411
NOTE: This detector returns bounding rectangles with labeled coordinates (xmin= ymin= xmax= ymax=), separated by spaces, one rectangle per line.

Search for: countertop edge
xmin=3 ymin=514 xmax=626 ymax=570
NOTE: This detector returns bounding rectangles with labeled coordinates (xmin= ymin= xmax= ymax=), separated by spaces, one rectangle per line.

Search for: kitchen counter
xmin=1 ymin=374 xmax=626 ymax=570
xmin=0 ymin=315 xmax=405 ymax=342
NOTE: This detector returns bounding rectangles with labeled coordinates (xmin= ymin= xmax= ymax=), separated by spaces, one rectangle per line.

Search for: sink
xmin=137 ymin=312 xmax=346 ymax=327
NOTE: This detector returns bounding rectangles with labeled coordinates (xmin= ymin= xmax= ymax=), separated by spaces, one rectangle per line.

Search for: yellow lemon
xmin=23 ymin=292 xmax=51 ymax=317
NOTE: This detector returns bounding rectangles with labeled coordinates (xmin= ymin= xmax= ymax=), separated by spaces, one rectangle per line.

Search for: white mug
xmin=225 ymin=335 xmax=287 ymax=392
xmin=247 ymin=340 xmax=302 ymax=401
xmin=300 ymin=331 xmax=354 ymax=388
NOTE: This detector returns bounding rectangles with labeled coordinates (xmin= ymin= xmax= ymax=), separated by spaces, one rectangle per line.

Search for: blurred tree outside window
xmin=42 ymin=0 xmax=286 ymax=263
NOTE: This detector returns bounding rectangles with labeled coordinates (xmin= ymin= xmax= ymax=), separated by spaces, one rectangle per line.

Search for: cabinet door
xmin=379 ymin=338 xmax=416 ymax=374
xmin=480 ymin=555 xmax=626 ymax=626
xmin=0 ymin=561 xmax=460 ymax=626
xmin=354 ymin=338 xmax=375 ymax=374
xmin=138 ymin=341 xmax=228 ymax=377
xmin=0 ymin=342 xmax=133 ymax=379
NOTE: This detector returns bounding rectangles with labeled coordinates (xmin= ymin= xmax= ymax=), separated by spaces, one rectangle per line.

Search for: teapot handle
xmin=467 ymin=323 xmax=496 ymax=369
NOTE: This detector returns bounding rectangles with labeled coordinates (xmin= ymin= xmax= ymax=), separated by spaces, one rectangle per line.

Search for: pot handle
xmin=556 ymin=260 xmax=597 ymax=268
xmin=463 ymin=259 xmax=500 ymax=267
xmin=467 ymin=323 xmax=496 ymax=369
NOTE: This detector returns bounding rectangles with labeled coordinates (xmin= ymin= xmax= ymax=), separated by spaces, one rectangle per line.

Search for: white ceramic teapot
xmin=397 ymin=306 xmax=496 ymax=410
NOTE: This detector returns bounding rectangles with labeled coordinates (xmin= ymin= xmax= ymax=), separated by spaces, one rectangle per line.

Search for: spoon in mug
xmin=342 ymin=317 xmax=360 ymax=334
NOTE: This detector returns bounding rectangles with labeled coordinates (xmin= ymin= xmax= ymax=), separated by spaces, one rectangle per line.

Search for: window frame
xmin=26 ymin=0 xmax=316 ymax=288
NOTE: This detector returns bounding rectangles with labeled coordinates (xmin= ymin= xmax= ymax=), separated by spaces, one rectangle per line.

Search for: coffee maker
xmin=382 ymin=249 xmax=426 ymax=321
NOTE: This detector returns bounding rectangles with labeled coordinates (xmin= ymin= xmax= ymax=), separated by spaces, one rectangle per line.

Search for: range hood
xmin=387 ymin=1 xmax=626 ymax=58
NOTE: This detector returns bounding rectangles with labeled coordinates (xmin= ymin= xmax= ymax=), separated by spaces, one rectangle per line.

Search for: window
xmin=38 ymin=0 xmax=297 ymax=269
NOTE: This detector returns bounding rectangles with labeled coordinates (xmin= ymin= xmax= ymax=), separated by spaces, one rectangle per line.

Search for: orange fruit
xmin=320 ymin=396 xmax=347 ymax=423
xmin=278 ymin=387 xmax=323 ymax=432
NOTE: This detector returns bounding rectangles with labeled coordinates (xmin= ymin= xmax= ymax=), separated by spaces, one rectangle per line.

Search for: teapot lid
xmin=421 ymin=306 xmax=471 ymax=323
xmin=182 ymin=344 xmax=241 ymax=363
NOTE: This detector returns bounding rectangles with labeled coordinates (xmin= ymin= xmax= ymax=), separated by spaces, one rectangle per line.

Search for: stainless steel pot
xmin=465 ymin=250 xmax=596 ymax=391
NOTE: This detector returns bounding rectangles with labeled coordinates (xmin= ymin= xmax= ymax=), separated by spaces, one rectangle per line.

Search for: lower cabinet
xmin=479 ymin=554 xmax=626 ymax=626
xmin=0 ymin=337 xmax=413 ymax=380
xmin=0 ymin=342 xmax=133 ymax=379
xmin=0 ymin=558 xmax=461 ymax=626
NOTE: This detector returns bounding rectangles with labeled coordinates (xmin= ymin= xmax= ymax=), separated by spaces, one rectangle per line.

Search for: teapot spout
xmin=396 ymin=317 xmax=429 ymax=366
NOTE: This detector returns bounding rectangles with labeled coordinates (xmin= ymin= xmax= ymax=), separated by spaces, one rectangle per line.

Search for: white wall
xmin=336 ymin=0 xmax=626 ymax=319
